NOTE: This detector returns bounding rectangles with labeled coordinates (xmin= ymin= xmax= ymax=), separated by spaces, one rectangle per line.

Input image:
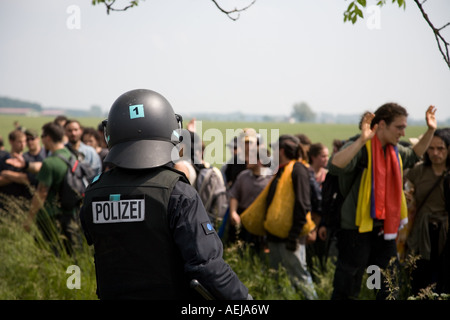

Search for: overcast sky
xmin=1 ymin=0 xmax=449 ymax=121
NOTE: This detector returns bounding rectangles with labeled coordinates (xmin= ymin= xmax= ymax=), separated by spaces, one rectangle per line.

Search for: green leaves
xmin=344 ymin=1 xmax=365 ymax=24
xmin=396 ymin=0 xmax=406 ymax=9
xmin=344 ymin=0 xmax=406 ymax=24
xmin=357 ymin=0 xmax=367 ymax=6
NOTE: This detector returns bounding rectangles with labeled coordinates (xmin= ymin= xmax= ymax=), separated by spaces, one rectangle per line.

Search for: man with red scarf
xmin=328 ymin=103 xmax=437 ymax=300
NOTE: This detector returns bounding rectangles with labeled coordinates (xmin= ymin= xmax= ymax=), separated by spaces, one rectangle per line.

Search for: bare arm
xmin=0 ymin=175 xmax=11 ymax=187
xmin=412 ymin=106 xmax=437 ymax=158
xmin=5 ymin=153 xmax=42 ymax=174
xmin=331 ymin=113 xmax=378 ymax=169
xmin=0 ymin=170 xmax=29 ymax=185
xmin=229 ymin=197 xmax=240 ymax=226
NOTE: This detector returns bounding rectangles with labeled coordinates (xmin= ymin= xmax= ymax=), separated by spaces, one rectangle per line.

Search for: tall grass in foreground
xmin=0 ymin=195 xmax=97 ymax=300
xmin=223 ymin=242 xmax=340 ymax=300
xmin=1 ymin=194 xmax=448 ymax=300
xmin=0 ymin=198 xmax=340 ymax=300
xmin=1 ymin=194 xmax=330 ymax=300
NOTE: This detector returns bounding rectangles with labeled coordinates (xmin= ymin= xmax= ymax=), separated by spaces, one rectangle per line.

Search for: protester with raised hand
xmin=329 ymin=104 xmax=437 ymax=300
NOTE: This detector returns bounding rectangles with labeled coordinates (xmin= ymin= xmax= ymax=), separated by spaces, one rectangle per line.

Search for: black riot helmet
xmin=103 ymin=89 xmax=183 ymax=169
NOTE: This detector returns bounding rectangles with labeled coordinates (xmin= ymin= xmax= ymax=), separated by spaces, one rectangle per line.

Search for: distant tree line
xmin=0 ymin=97 xmax=42 ymax=111
xmin=0 ymin=96 xmax=105 ymax=118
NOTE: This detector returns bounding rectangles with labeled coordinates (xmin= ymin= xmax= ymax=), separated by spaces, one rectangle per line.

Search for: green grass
xmin=1 ymin=195 xmax=448 ymax=300
xmin=0 ymin=193 xmax=337 ymax=300
xmin=0 ymin=195 xmax=97 ymax=299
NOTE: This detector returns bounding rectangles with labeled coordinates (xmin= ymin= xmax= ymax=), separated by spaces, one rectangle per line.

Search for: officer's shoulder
xmin=86 ymin=172 xmax=104 ymax=189
xmin=87 ymin=167 xmax=116 ymax=186
xmin=172 ymin=179 xmax=198 ymax=200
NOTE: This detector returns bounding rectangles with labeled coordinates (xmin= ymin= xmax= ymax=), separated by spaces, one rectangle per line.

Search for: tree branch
xmin=94 ymin=0 xmax=257 ymax=20
xmin=439 ymin=22 xmax=450 ymax=31
xmin=93 ymin=0 xmax=141 ymax=15
xmin=210 ymin=0 xmax=257 ymax=21
xmin=413 ymin=0 xmax=450 ymax=69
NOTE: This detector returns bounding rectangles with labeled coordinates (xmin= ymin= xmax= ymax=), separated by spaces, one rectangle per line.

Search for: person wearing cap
xmin=79 ymin=89 xmax=250 ymax=300
xmin=224 ymin=128 xmax=258 ymax=189
xmin=228 ymin=146 xmax=272 ymax=251
xmin=223 ymin=129 xmax=259 ymax=243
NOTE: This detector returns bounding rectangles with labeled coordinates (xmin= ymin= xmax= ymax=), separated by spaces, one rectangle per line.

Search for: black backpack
xmin=321 ymin=172 xmax=343 ymax=233
xmin=56 ymin=153 xmax=95 ymax=211
xmin=321 ymin=146 xmax=368 ymax=233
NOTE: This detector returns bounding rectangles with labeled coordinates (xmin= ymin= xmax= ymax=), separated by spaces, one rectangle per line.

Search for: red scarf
xmin=371 ymin=135 xmax=402 ymax=239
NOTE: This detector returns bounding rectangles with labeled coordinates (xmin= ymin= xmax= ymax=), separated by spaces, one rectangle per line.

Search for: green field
xmin=0 ymin=114 xmax=429 ymax=160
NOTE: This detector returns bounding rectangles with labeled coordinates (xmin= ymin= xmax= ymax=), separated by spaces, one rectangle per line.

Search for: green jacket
xmin=328 ymin=140 xmax=420 ymax=230
xmin=36 ymin=147 xmax=74 ymax=218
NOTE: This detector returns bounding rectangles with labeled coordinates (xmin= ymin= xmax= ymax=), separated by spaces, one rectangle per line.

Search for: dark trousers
xmin=411 ymin=222 xmax=442 ymax=294
xmin=438 ymin=227 xmax=450 ymax=293
xmin=331 ymin=227 xmax=397 ymax=300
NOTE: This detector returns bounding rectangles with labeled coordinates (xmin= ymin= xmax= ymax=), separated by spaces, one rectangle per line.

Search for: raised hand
xmin=360 ymin=112 xmax=378 ymax=142
xmin=425 ymin=105 xmax=437 ymax=131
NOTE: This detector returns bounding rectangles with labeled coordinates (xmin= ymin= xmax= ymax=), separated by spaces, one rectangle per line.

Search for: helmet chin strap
xmin=102 ymin=119 xmax=110 ymax=148
xmin=175 ymin=114 xmax=183 ymax=143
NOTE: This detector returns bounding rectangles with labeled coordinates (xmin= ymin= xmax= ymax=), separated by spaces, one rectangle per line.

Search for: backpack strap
xmin=198 ymin=168 xmax=215 ymax=195
xmin=197 ymin=168 xmax=218 ymax=211
xmin=415 ymin=169 xmax=448 ymax=214
xmin=55 ymin=153 xmax=76 ymax=172
xmin=65 ymin=143 xmax=83 ymax=160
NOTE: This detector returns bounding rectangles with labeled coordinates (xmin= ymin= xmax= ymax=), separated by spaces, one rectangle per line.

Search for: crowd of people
xmin=0 ymin=116 xmax=107 ymax=255
xmin=0 ymin=100 xmax=449 ymax=299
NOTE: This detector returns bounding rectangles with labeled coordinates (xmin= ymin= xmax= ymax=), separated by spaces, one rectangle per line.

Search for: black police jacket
xmin=80 ymin=165 xmax=249 ymax=300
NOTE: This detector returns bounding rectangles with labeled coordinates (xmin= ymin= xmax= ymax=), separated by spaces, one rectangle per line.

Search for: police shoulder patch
xmin=201 ymin=221 xmax=215 ymax=235
xmin=91 ymin=173 xmax=102 ymax=184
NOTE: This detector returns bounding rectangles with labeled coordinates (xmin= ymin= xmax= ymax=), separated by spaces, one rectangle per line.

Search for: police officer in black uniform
xmin=80 ymin=89 xmax=250 ymax=300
